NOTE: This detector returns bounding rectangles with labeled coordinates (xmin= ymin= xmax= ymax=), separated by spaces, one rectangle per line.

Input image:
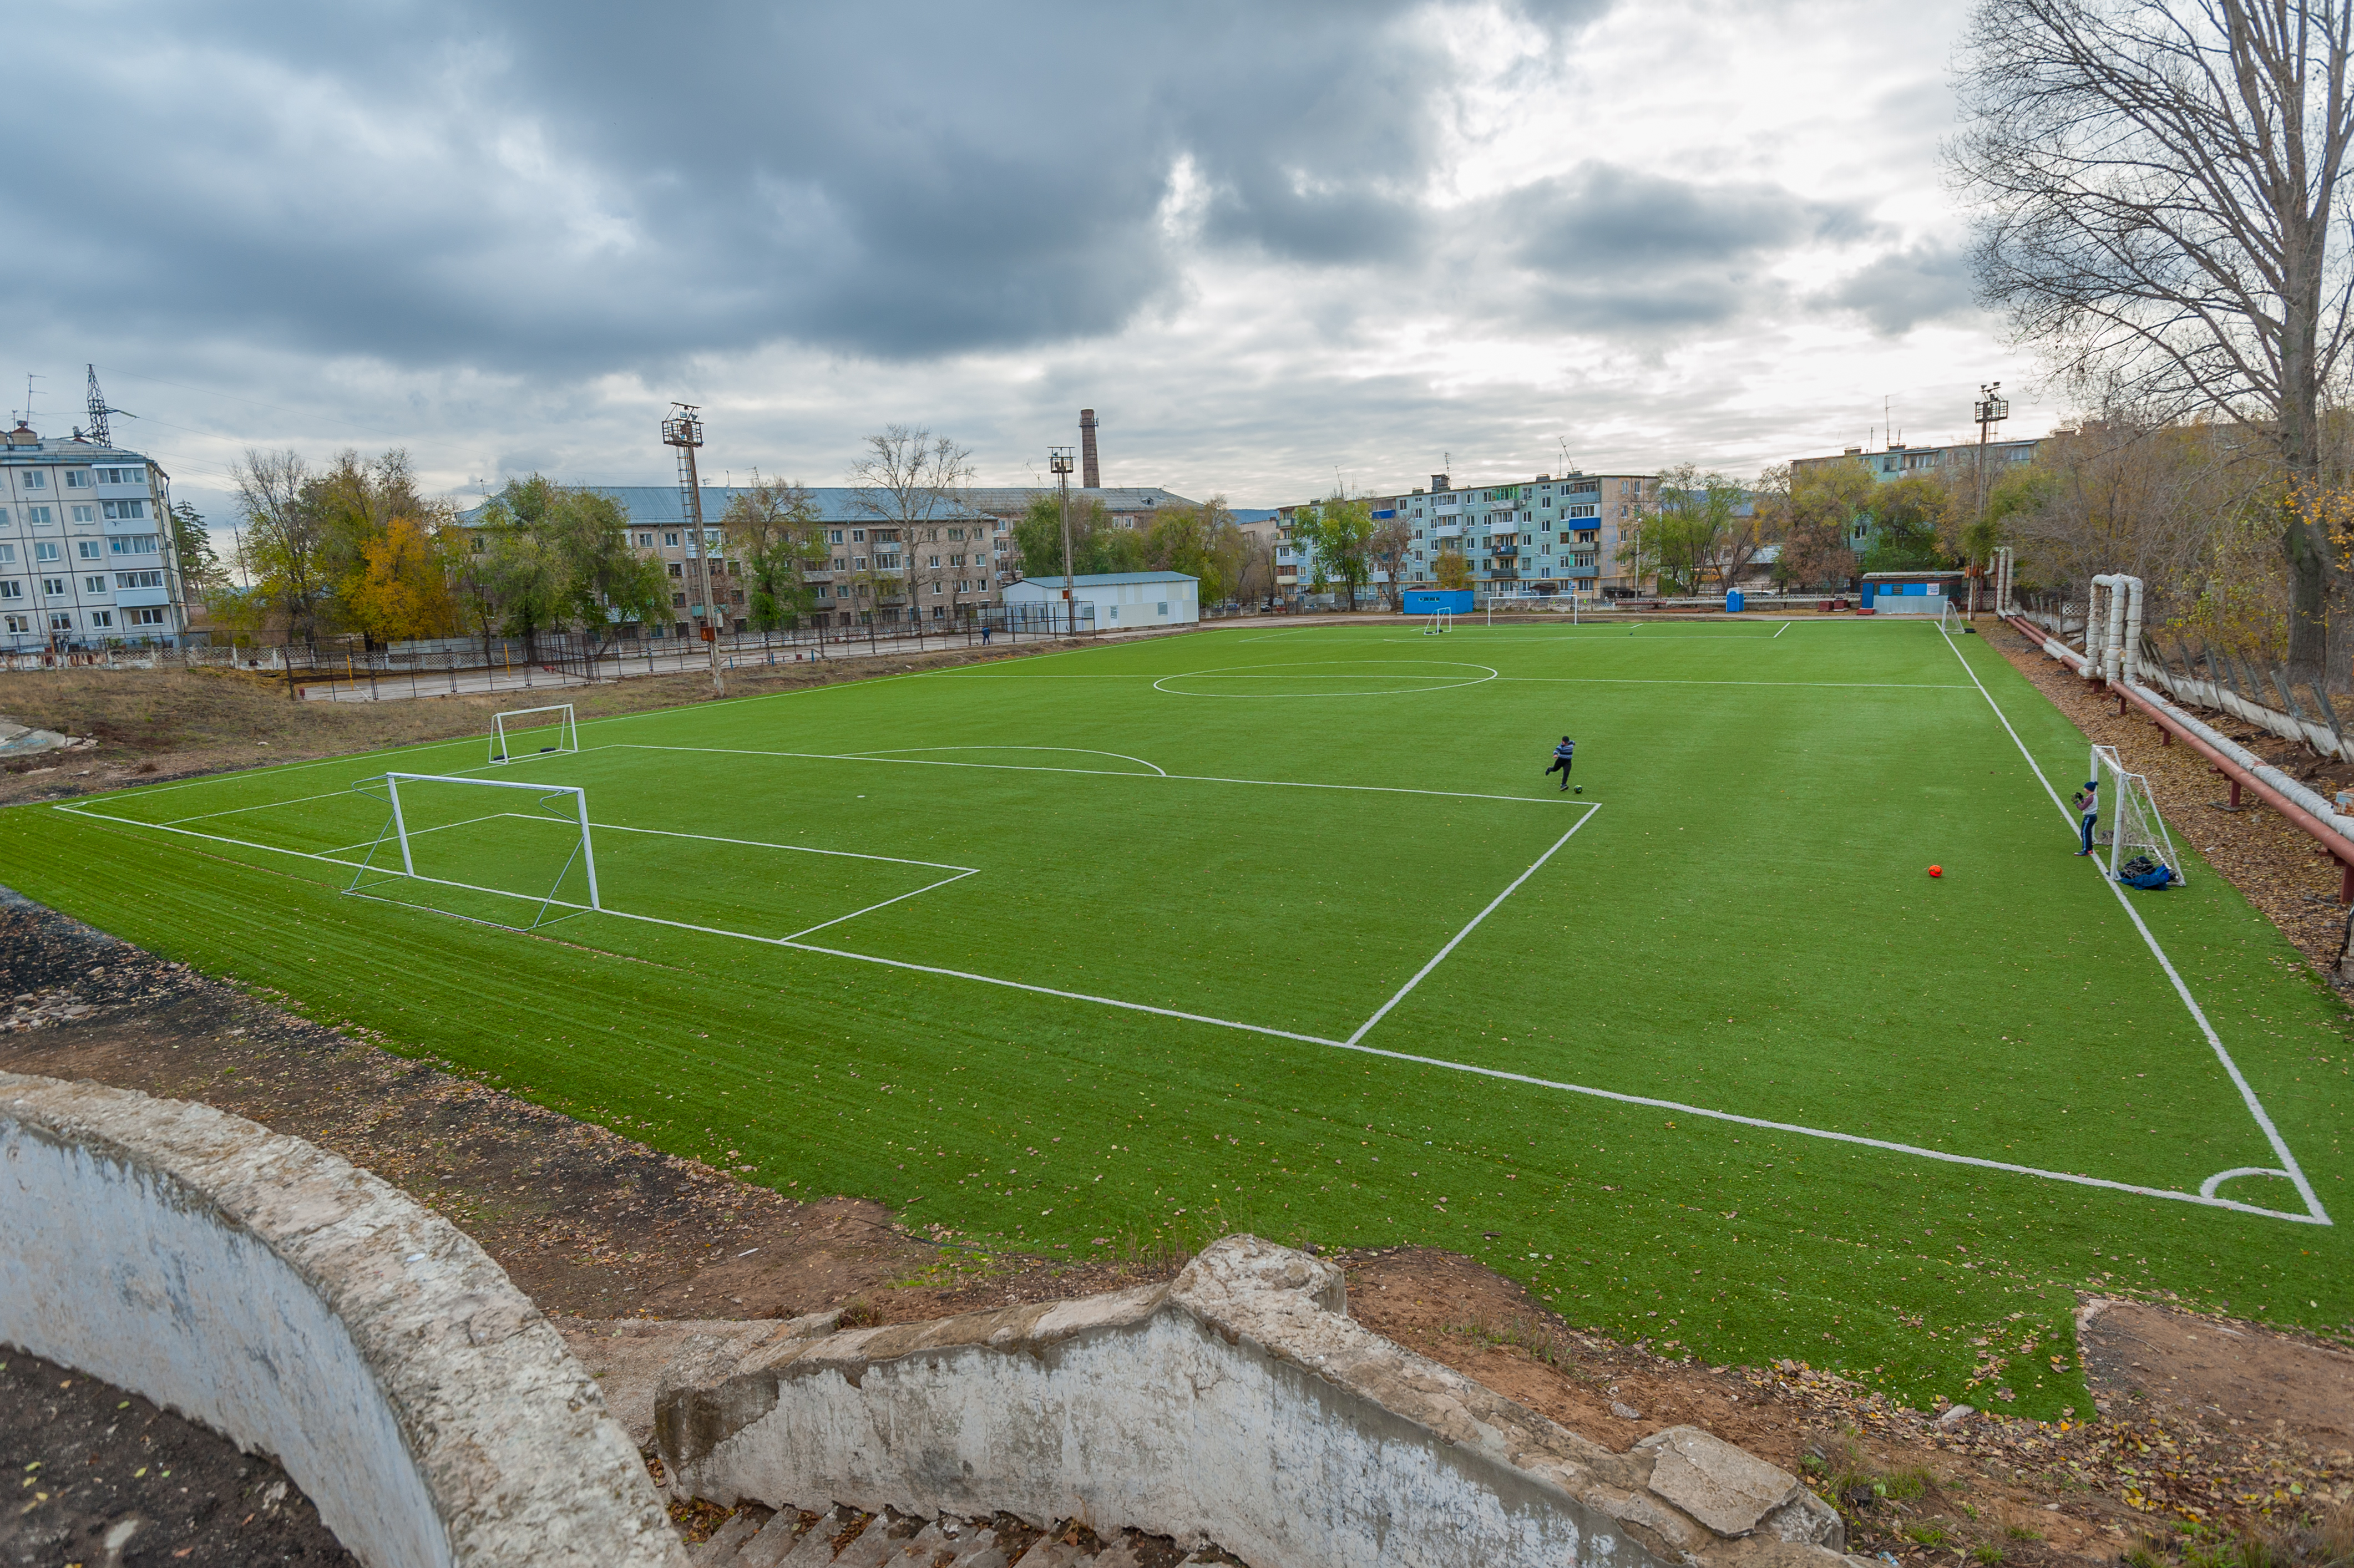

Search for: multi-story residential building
xmin=1333 ymin=470 xmax=1659 ymax=600
xmin=1789 ymin=437 xmax=2042 ymax=556
xmin=0 ymin=421 xmax=186 ymax=652
xmin=459 ymin=486 xmax=1013 ymax=635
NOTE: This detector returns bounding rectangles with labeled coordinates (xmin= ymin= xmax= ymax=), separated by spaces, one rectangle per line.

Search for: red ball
xmin=1928 ymin=865 xmax=1943 ymax=877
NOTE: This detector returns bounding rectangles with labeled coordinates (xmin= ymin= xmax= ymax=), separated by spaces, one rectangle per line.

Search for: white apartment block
xmin=0 ymin=421 xmax=185 ymax=652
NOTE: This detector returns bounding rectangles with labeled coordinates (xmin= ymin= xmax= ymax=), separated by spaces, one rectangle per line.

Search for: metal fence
xmin=0 ymin=608 xmax=1103 ymax=702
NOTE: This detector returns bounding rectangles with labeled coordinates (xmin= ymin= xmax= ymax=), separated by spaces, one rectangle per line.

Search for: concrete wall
xmin=0 ymin=1072 xmax=687 ymax=1568
xmin=657 ymin=1236 xmax=1852 ymax=1568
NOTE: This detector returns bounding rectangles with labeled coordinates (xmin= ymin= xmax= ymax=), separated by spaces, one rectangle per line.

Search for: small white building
xmin=1004 ymin=571 xmax=1199 ymax=630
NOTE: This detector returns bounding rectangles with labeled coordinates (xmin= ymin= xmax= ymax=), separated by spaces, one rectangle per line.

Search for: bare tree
xmin=1368 ymin=516 xmax=1414 ymax=609
xmin=1947 ymin=0 xmax=2354 ymax=678
xmin=851 ymin=425 xmax=975 ymax=645
xmin=232 ymin=450 xmax=330 ymax=647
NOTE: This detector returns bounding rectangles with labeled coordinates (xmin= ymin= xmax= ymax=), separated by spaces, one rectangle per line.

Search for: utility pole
xmin=1050 ymin=445 xmax=1076 ymax=637
xmin=1971 ymin=382 xmax=2008 ymax=619
xmin=661 ymin=404 xmax=725 ymax=696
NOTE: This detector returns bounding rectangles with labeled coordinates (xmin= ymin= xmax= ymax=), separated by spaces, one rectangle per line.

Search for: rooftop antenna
xmin=1557 ymin=436 xmax=1575 ymax=475
xmin=80 ymin=365 xmax=130 ymax=446
xmin=16 ymin=372 xmax=43 ymax=426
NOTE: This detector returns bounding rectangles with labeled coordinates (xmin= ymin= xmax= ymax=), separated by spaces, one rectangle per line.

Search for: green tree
xmin=543 ymin=486 xmax=669 ymax=661
xmin=721 ymin=474 xmax=826 ymax=638
xmin=1434 ymin=547 xmax=1472 ymax=592
xmin=1649 ymin=464 xmax=1743 ymax=595
xmin=1293 ymin=495 xmax=1374 ymax=607
xmin=1014 ymin=493 xmax=1114 ymax=579
xmin=166 ymin=501 xmax=226 ymax=601
xmin=1858 ymin=476 xmax=1953 ymax=574
xmin=1367 ymin=516 xmax=1414 ymax=608
xmin=1773 ymin=458 xmax=1871 ymax=593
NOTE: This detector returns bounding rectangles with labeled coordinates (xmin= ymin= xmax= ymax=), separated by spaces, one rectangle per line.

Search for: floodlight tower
xmin=1970 ymin=382 xmax=2009 ymax=617
xmin=1050 ymin=444 xmax=1077 ymax=636
xmin=661 ymin=403 xmax=725 ymax=695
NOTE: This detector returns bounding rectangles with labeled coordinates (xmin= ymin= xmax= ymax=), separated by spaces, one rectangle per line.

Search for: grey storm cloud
xmin=11 ymin=0 xmax=1616 ymax=374
xmin=1823 ymin=241 xmax=1981 ymax=335
xmin=1492 ymin=164 xmax=1880 ymax=331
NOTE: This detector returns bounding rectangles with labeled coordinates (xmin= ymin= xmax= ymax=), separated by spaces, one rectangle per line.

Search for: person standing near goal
xmin=2073 ymin=777 xmax=2099 ymax=856
xmin=1545 ymin=735 xmax=1578 ymax=793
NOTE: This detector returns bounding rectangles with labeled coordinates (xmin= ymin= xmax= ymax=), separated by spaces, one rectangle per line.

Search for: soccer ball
xmin=1928 ymin=865 xmax=1943 ymax=878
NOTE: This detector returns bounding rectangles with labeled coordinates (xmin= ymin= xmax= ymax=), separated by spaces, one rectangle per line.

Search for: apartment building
xmin=0 ymin=422 xmax=185 ymax=652
xmin=966 ymin=486 xmax=1198 ymax=542
xmin=461 ymin=486 xmax=1013 ymax=633
xmin=1324 ymin=470 xmax=1659 ymax=600
xmin=1789 ymin=437 xmax=2042 ymax=555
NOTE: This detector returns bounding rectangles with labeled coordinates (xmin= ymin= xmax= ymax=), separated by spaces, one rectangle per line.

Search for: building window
xmin=108 ymin=535 xmax=157 ymax=554
xmin=129 ymin=607 xmax=166 ymax=626
xmin=34 ymin=543 xmax=60 ymax=562
xmin=114 ymin=571 xmax=165 ymax=589
xmin=930 ymin=604 xmax=945 ymax=619
xmin=21 ymin=471 xmax=44 ymax=489
xmin=70 ymin=505 xmax=95 ymax=523
xmin=829 ymin=529 xmax=844 ymax=543
xmin=0 ymin=544 xmax=12 ymax=564
xmin=852 ymin=529 xmax=866 ymax=542
xmin=931 ymin=581 xmax=943 ymax=594
xmin=100 ymin=499 xmax=145 ymax=520
xmin=637 ymin=532 xmax=653 ymax=546
xmin=49 ymin=612 xmax=73 ymax=631
xmin=26 ymin=507 xmax=52 ymax=525
xmin=84 ymin=576 xmax=107 ymax=593
xmin=89 ymin=608 xmax=114 ymax=628
xmin=1157 ymin=602 xmax=1169 ymax=616
xmin=667 ymin=562 xmax=683 ymax=578
xmin=76 ymin=540 xmax=100 ymax=558
xmin=2 ymin=612 xmax=26 ymax=631
xmin=0 ymin=582 xmax=18 ymax=600
xmin=672 ymin=592 xmax=687 ymax=608
xmin=96 ymin=466 xmax=141 ymax=485
xmin=65 ymin=470 xmax=92 ymax=489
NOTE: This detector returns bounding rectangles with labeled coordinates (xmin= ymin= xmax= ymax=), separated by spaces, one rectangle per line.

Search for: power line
xmin=92 ymin=365 xmax=416 ymax=443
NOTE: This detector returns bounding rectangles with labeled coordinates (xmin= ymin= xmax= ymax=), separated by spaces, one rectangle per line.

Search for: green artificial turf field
xmin=3 ymin=615 xmax=2347 ymax=1417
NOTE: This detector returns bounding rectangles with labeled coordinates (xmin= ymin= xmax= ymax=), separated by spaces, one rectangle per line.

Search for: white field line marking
xmin=617 ymin=743 xmax=1586 ymax=808
xmin=1936 ymin=625 xmax=2331 ymax=1225
xmin=1347 ymin=806 xmax=1600 ymax=1044
xmin=1496 ymin=677 xmax=1973 ymax=691
xmin=60 ymin=768 xmax=2325 ymax=1223
xmin=841 ymin=745 xmax=1168 ymax=776
xmin=592 ymin=820 xmax=976 ymax=873
xmin=1307 ymin=1039 xmax=2327 ymax=1224
xmin=1775 ymin=621 xmax=1791 ymax=637
xmin=55 ymin=802 xmax=980 ymax=943
xmin=782 ymin=871 xmax=983 ymax=941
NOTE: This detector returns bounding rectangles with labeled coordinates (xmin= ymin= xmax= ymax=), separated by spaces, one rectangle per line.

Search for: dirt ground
xmin=7 ymin=891 xmax=2351 ymax=1565
xmin=0 ymin=1344 xmax=354 ymax=1568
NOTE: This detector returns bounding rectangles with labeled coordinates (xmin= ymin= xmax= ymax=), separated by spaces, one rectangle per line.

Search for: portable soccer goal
xmin=344 ymin=773 xmax=601 ymax=930
xmin=489 ymin=703 xmax=579 ymax=765
xmin=1939 ymin=598 xmax=1975 ymax=636
xmin=2089 ymin=744 xmax=2185 ymax=885
xmin=1421 ymin=611 xmax=1454 ymax=635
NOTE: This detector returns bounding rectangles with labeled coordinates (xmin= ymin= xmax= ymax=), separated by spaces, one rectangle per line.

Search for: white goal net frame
xmin=1420 ymin=610 xmax=1454 ymax=635
xmin=489 ymin=703 xmax=579 ymax=765
xmin=346 ymin=772 xmax=603 ymax=928
xmin=2089 ymin=744 xmax=2185 ymax=885
xmin=1940 ymin=598 xmax=1971 ymax=636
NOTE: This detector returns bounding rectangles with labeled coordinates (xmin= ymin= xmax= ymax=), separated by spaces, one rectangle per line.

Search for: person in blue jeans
xmin=2073 ymin=778 xmax=2099 ymax=855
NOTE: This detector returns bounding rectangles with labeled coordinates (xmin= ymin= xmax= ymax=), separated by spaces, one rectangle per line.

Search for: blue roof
xmin=1013 ymin=571 xmax=1198 ymax=588
xmin=458 ymin=485 xmax=993 ymax=527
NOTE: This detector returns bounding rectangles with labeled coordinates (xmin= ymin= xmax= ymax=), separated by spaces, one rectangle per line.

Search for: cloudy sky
xmin=13 ymin=0 xmax=2041 ymax=536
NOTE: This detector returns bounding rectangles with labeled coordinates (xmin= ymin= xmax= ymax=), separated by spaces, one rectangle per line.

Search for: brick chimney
xmin=1080 ymin=409 xmax=1101 ymax=490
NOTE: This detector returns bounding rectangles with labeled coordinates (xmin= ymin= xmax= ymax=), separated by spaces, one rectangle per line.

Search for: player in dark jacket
xmin=1545 ymin=736 xmax=1578 ymax=793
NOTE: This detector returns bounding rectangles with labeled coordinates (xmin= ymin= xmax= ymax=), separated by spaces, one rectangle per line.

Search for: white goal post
xmin=1420 ymin=611 xmax=1454 ymax=635
xmin=2089 ymin=744 xmax=2185 ymax=885
xmin=489 ymin=703 xmax=579 ymax=764
xmin=349 ymin=773 xmax=601 ymax=925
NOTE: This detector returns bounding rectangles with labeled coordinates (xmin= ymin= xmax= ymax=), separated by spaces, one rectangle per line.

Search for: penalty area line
xmin=1935 ymin=626 xmax=2331 ymax=1225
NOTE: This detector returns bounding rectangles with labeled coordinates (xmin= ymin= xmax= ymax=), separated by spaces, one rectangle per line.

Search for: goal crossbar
xmin=2089 ymin=745 xmax=2184 ymax=886
xmin=359 ymin=772 xmax=602 ymax=919
xmin=490 ymin=703 xmax=578 ymax=764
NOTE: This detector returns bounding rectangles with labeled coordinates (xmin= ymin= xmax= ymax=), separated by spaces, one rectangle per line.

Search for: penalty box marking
xmin=1934 ymin=625 xmax=2330 ymax=1226
xmin=58 ymin=722 xmax=2313 ymax=1225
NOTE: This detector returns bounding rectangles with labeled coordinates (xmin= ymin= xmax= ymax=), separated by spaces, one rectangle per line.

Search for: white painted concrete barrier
xmin=656 ymin=1235 xmax=1854 ymax=1568
xmin=0 ymin=1073 xmax=686 ymax=1568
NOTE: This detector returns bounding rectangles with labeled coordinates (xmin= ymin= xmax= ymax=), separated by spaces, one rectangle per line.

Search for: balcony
xmin=1490 ymin=545 xmax=1520 ymax=558
xmin=1431 ymin=525 xmax=1463 ymax=540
